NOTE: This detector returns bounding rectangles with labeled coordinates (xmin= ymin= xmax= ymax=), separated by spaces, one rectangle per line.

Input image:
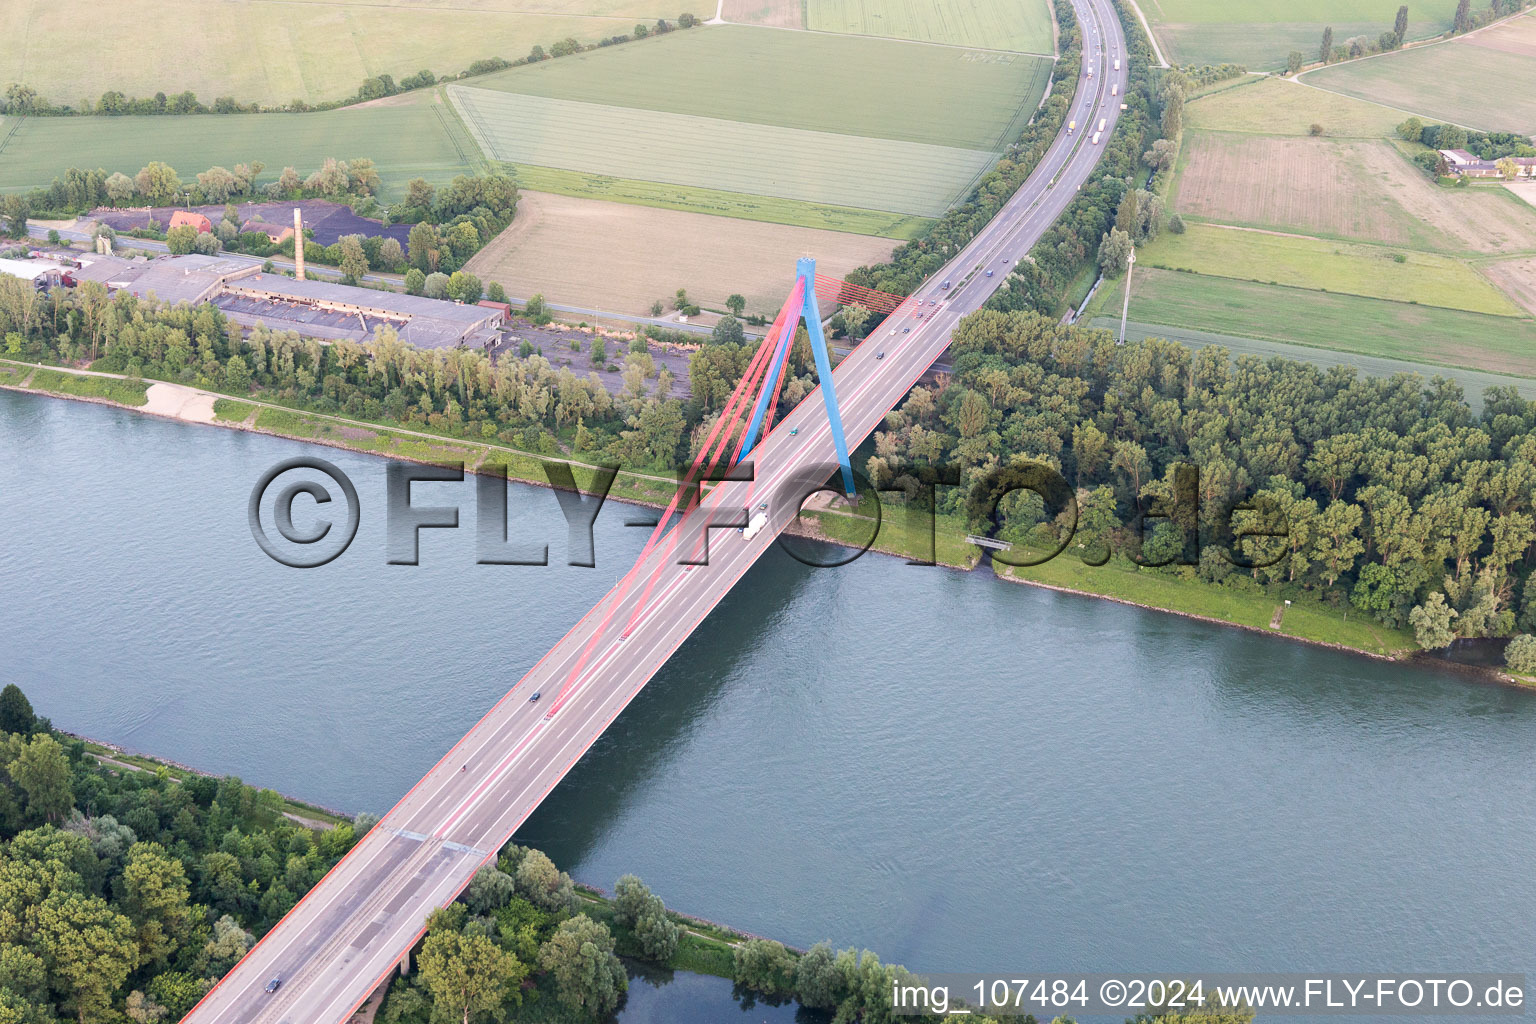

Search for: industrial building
xmin=63 ymin=252 xmax=504 ymax=349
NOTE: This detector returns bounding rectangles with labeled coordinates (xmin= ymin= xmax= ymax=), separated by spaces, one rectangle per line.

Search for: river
xmin=3 ymin=389 xmax=1534 ymax=1018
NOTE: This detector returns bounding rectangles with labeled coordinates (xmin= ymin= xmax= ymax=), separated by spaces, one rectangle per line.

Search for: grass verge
xmin=27 ymin=369 xmax=149 ymax=406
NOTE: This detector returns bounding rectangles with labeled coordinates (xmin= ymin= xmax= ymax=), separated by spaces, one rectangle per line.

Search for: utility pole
xmin=1118 ymin=247 xmax=1136 ymax=346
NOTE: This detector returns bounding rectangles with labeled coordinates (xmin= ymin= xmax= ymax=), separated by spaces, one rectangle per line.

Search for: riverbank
xmin=0 ymin=355 xmax=1444 ymax=668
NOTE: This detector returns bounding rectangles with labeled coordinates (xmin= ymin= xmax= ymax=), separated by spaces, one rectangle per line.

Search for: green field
xmin=507 ymin=165 xmax=933 ymax=237
xmin=1090 ymin=267 xmax=1536 ymax=377
xmin=1137 ymin=224 xmax=1525 ymax=316
xmin=0 ymin=0 xmax=673 ymax=108
xmin=805 ymin=0 xmax=1055 ymax=54
xmin=1086 ymin=319 xmax=1536 ymax=411
xmin=0 ymin=98 xmax=475 ymax=196
xmin=452 ymin=86 xmax=997 ymax=216
xmin=1185 ymin=77 xmax=1417 ymax=137
xmin=468 ymin=25 xmax=1053 ymax=151
xmin=1144 ymin=0 xmax=1459 ymax=69
xmin=449 ymin=24 xmax=1053 ymax=222
xmin=1305 ymin=15 xmax=1536 ymax=133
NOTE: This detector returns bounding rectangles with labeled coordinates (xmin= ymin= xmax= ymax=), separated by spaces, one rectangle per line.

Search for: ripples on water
xmin=3 ymin=390 xmax=1533 ymax=1014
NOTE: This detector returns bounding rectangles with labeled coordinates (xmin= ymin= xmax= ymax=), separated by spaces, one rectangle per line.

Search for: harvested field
xmin=464 ymin=190 xmax=898 ymax=318
xmin=722 ymin=0 xmax=803 ymax=27
xmin=1483 ymin=258 xmax=1536 ymax=318
xmin=1508 ymin=181 xmax=1536 ymax=211
xmin=451 ymin=87 xmax=997 ymax=217
xmin=0 ymin=0 xmax=667 ymax=108
xmin=1174 ymin=133 xmax=1536 ymax=254
xmin=1305 ymin=14 xmax=1536 ymax=133
xmin=805 ymin=0 xmax=1055 ymax=54
xmin=1175 ymin=135 xmax=1412 ymax=244
xmin=1184 ymin=77 xmax=1416 ymax=137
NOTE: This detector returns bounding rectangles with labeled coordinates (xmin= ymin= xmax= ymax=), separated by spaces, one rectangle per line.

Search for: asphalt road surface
xmin=183 ymin=3 xmax=1128 ymax=1018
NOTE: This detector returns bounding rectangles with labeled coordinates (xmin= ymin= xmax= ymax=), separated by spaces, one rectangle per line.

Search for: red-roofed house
xmin=169 ymin=210 xmax=213 ymax=233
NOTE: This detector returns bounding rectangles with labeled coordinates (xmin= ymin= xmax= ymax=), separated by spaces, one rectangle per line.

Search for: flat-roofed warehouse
xmin=66 ymin=254 xmax=504 ymax=349
xmin=216 ymin=274 xmax=503 ymax=349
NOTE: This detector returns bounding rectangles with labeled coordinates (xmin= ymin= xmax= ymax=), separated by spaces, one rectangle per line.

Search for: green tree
xmin=337 ymin=235 xmax=369 ymax=284
xmin=447 ymin=271 xmax=482 ymax=304
xmin=612 ymin=874 xmax=651 ymax=929
xmin=1393 ymin=5 xmax=1409 ymax=46
xmin=116 ymin=842 xmax=192 ymax=968
xmin=538 ymin=914 xmax=625 ymax=1017
xmin=633 ymin=894 xmax=678 ymax=961
xmin=486 ymin=281 xmax=507 ymax=303
xmin=0 ymin=686 xmax=35 ymax=735
xmin=793 ymin=941 xmax=841 ymax=1008
xmin=407 ymin=221 xmax=439 ymax=273
xmin=32 ymin=891 xmax=138 ymax=1023
xmin=9 ymin=735 xmax=72 ymax=824
xmin=1396 ymin=116 xmax=1424 ymax=141
xmin=1320 ymin=25 xmax=1334 ymax=62
xmin=1506 ymin=634 xmax=1536 ymax=675
xmin=1453 ymin=0 xmax=1472 ymax=32
xmin=725 ymin=293 xmax=746 ymax=316
xmin=464 ymin=865 xmax=515 ymax=915
xmin=404 ymin=268 xmax=426 ymax=295
xmin=711 ymin=315 xmax=744 ymax=346
xmin=165 ymin=225 xmax=198 ymax=255
xmin=732 ymin=938 xmax=796 ymax=997
xmin=513 ymin=849 xmax=572 ymax=913
xmin=133 ymin=162 xmax=181 ymax=205
xmin=1097 ymin=227 xmax=1133 ymax=276
xmin=418 ymin=907 xmax=526 ymax=1024
xmin=1286 ymin=50 xmax=1305 ymax=74
xmin=1410 ymin=592 xmax=1458 ymax=650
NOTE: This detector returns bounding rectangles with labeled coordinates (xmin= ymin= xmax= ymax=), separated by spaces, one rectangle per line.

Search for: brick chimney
xmin=293 ymin=207 xmax=305 ymax=281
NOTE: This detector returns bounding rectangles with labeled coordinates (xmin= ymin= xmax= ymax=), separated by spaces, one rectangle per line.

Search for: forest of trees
xmin=870 ymin=310 xmax=1536 ymax=652
xmin=0 ymin=682 xmax=364 ymax=1022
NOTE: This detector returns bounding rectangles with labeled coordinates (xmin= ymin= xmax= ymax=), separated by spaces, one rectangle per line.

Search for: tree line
xmin=0 ymin=14 xmax=701 ymax=119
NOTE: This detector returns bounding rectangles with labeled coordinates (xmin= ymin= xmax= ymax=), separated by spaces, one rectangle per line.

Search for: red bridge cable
xmin=544 ymin=299 xmax=793 ymax=713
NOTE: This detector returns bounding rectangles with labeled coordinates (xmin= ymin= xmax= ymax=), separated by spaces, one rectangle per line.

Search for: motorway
xmin=183 ymin=3 xmax=1128 ymax=1019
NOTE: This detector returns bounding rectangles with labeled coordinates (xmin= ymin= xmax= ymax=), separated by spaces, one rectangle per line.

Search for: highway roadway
xmin=183 ymin=2 xmax=1128 ymax=1019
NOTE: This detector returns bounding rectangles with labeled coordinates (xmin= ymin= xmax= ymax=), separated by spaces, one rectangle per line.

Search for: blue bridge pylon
xmin=738 ymin=257 xmax=857 ymax=497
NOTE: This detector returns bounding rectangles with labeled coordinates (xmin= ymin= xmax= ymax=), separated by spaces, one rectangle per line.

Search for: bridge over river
xmin=184 ymin=3 xmax=1129 ymax=1017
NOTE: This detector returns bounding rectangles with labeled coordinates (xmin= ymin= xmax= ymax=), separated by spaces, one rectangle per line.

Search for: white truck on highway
xmin=742 ymin=511 xmax=769 ymax=541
